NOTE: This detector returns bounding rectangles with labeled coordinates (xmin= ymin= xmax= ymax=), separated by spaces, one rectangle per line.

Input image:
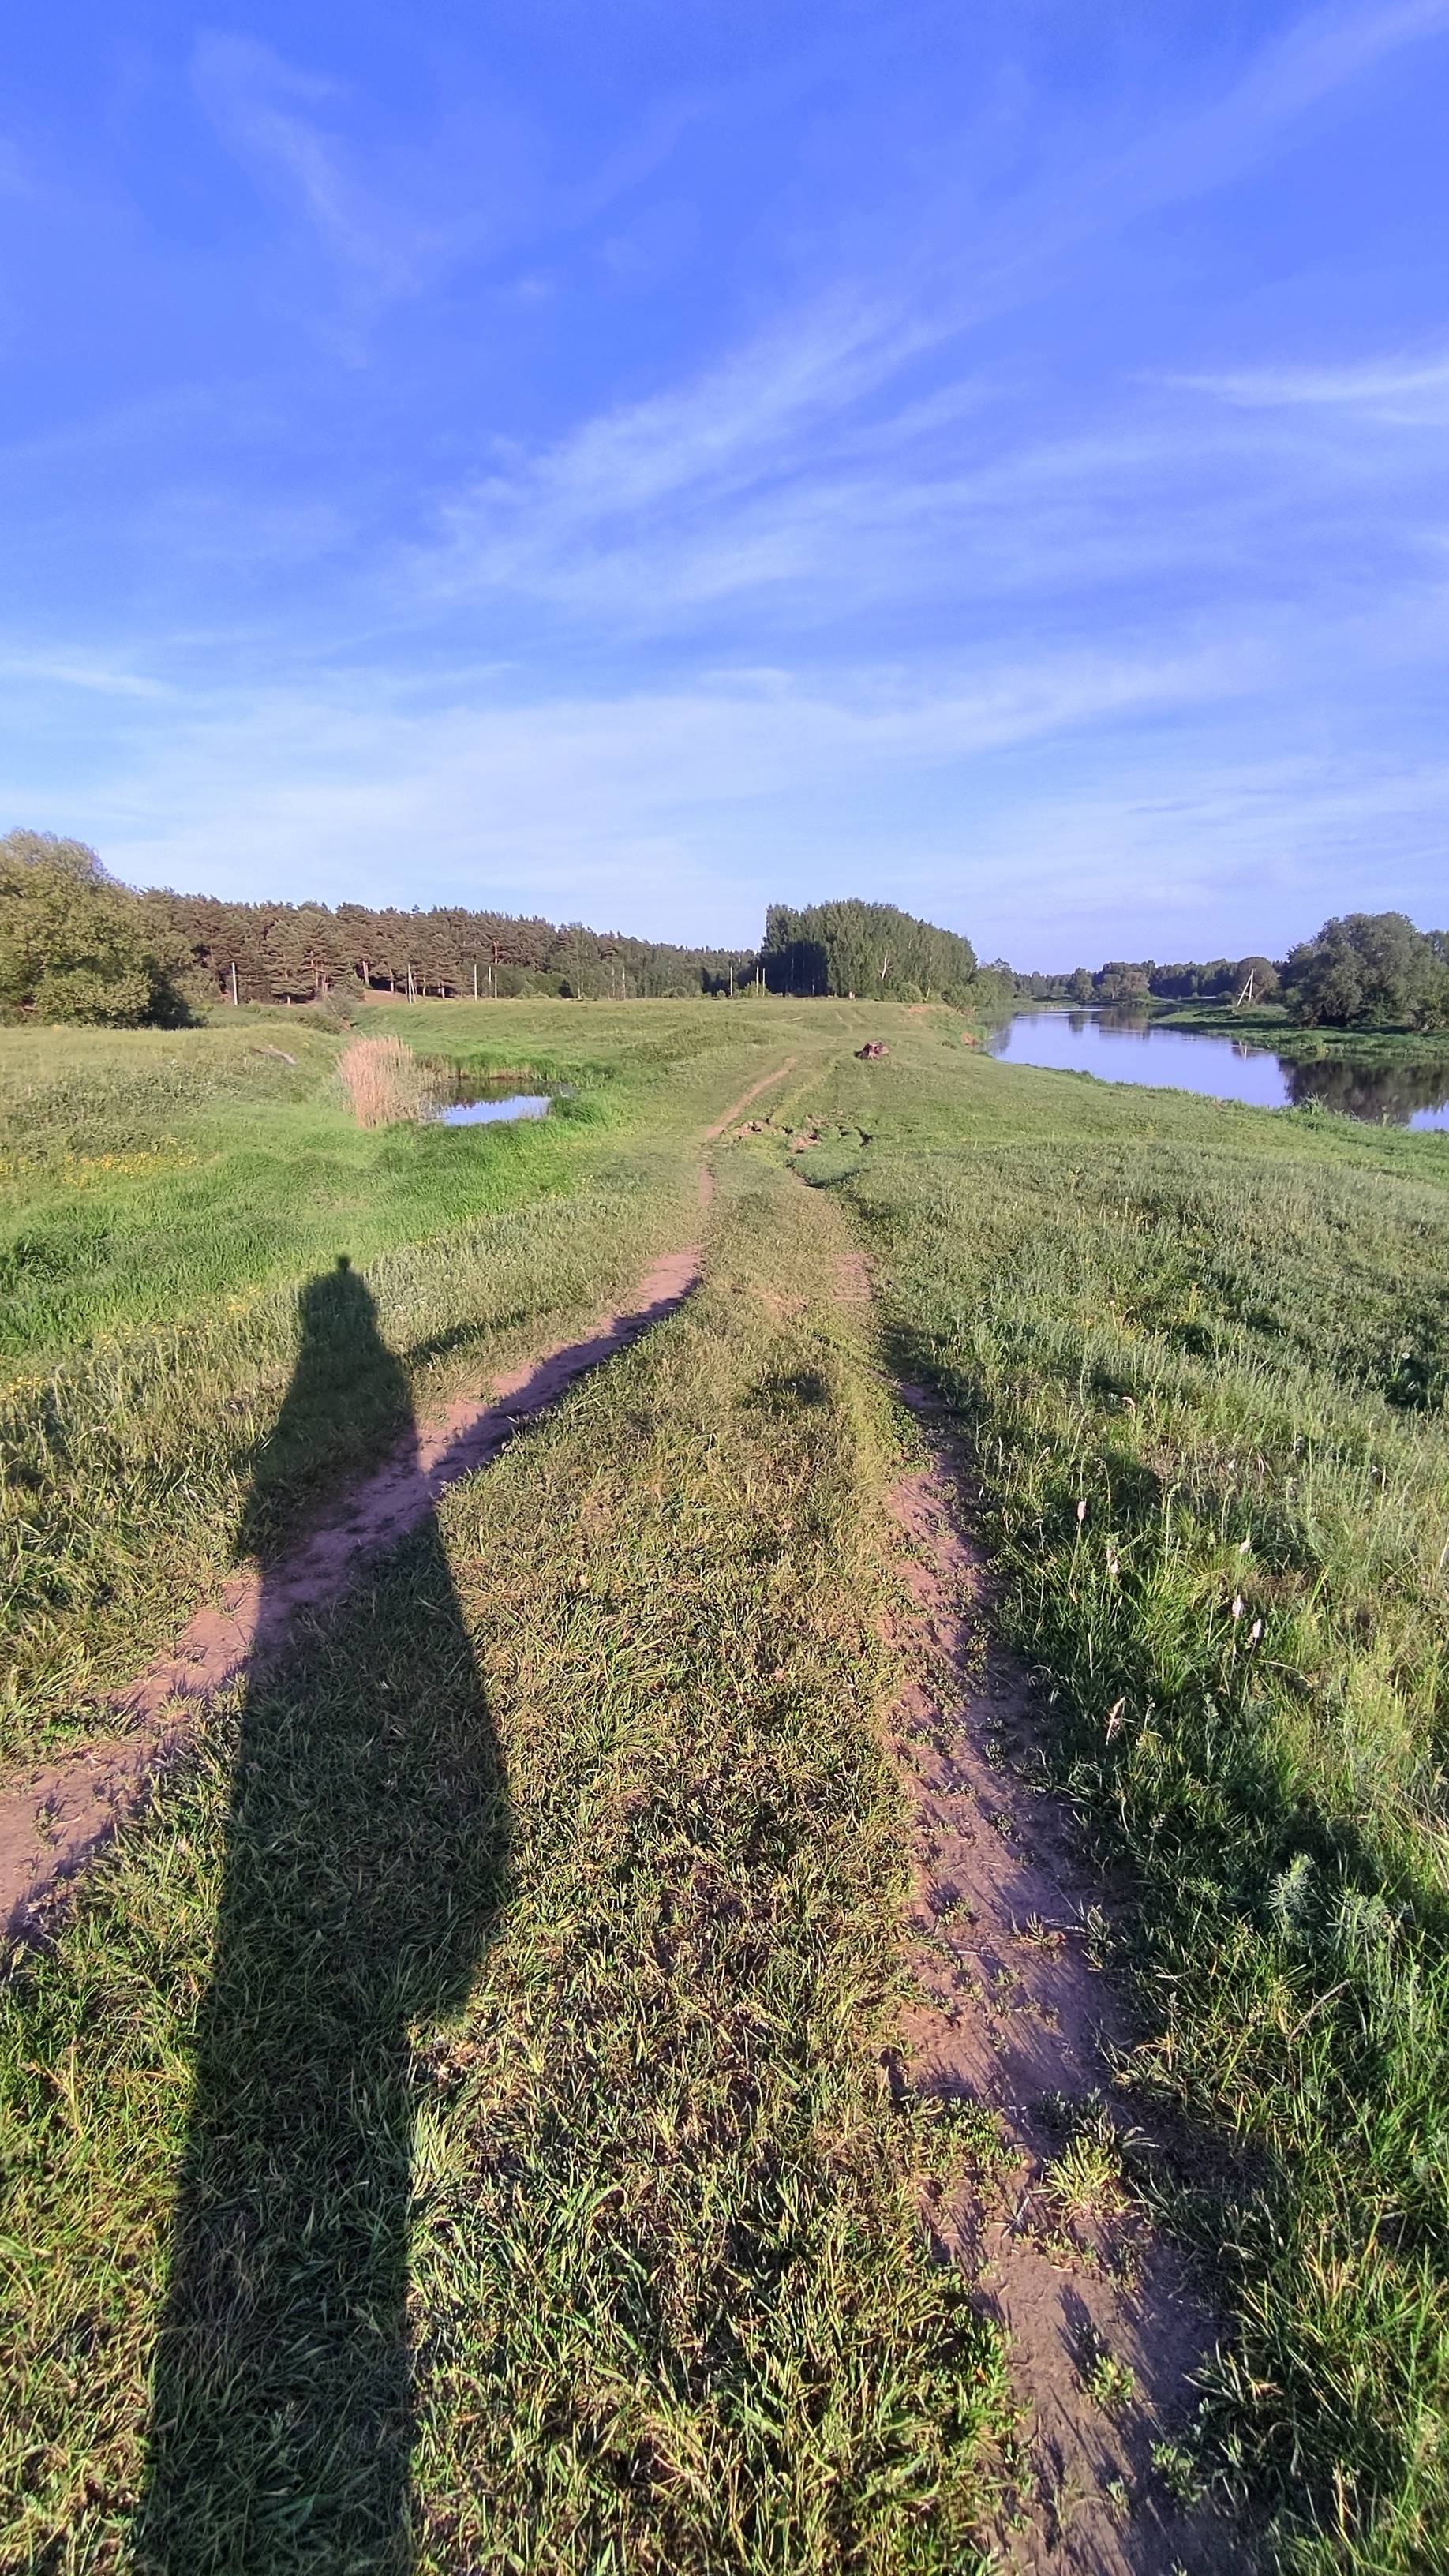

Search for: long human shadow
xmin=136 ymin=1258 xmax=509 ymax=2573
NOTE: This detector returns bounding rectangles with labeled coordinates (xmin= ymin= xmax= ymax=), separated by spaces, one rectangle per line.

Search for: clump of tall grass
xmin=338 ymin=1035 xmax=439 ymax=1127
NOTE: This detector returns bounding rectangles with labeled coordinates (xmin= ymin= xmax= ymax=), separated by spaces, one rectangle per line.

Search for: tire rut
xmin=1 ymin=1235 xmax=705 ymax=1952
xmin=882 ymin=1382 xmax=1247 ymax=2570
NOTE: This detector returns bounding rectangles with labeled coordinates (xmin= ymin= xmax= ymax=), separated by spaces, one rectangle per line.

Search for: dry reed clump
xmin=338 ymin=1036 xmax=437 ymax=1129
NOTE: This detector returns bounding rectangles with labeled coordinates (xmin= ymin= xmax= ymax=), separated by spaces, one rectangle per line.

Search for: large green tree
xmin=1282 ymin=912 xmax=1445 ymax=1028
xmin=0 ymin=830 xmax=192 ymax=1025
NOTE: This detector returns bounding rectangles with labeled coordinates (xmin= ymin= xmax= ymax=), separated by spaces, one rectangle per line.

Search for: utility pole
xmin=491 ymin=937 xmax=501 ymax=998
xmin=728 ymin=963 xmax=735 ymax=999
xmin=473 ymin=960 xmax=478 ymax=1000
xmin=230 ymin=960 xmax=239 ymax=1006
xmin=406 ymin=960 xmax=415 ymax=1003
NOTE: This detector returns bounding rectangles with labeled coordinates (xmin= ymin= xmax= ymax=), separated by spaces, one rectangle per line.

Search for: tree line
xmin=0 ymin=837 xmax=988 ymax=1025
xmin=1018 ymin=912 xmax=1449 ymax=1031
xmin=154 ymin=887 xmax=754 ymax=1005
xmin=3 ymin=826 xmax=1443 ymax=1036
xmin=758 ymin=900 xmax=978 ymax=1002
xmin=0 ymin=832 xmax=758 ymax=1021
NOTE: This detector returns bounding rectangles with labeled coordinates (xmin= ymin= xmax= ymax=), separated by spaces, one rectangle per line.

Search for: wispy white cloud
xmin=30 ymin=642 xmax=1438 ymax=964
xmin=191 ymin=32 xmax=503 ymax=301
xmin=954 ymin=751 xmax=1449 ymax=963
xmin=1177 ymin=351 xmax=1449 ymax=425
xmin=189 ymin=32 xmax=705 ymax=309
xmin=0 ymin=653 xmax=170 ymax=700
xmin=34 ymin=642 xmax=1243 ymax=925
xmin=10 ymin=0 xmax=1449 ymax=959
xmin=421 ymin=0 xmax=1449 ymax=632
xmin=193 ymin=36 xmax=397 ymax=286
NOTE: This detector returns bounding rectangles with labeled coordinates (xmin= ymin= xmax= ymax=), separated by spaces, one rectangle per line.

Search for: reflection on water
xmin=987 ymin=1013 xmax=1449 ymax=1133
xmin=439 ymin=1092 xmax=552 ymax=1127
xmin=432 ymin=1072 xmax=555 ymax=1128
xmin=1282 ymin=1058 xmax=1449 ymax=1125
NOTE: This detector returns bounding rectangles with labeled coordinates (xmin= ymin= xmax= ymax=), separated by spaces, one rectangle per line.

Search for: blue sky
xmin=2 ymin=1 xmax=1447 ymax=964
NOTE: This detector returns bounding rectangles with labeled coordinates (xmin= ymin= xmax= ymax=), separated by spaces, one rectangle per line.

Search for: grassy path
xmin=0 ymin=1062 xmax=800 ymax=1941
xmin=5 ymin=1003 xmax=1448 ymax=2567
xmin=1 ymin=1133 xmax=1024 ymax=2574
xmin=0 ymin=1018 xmax=821 ymax=1770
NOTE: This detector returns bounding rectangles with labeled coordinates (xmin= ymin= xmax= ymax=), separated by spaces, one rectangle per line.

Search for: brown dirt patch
xmin=886 ymin=1387 xmax=1245 ymax=2573
xmin=0 ymin=1237 xmax=704 ymax=1952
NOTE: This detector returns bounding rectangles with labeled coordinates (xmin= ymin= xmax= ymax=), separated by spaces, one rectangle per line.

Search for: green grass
xmin=0 ymin=1148 xmax=1016 ymax=2574
xmin=0 ymin=1002 xmax=847 ymax=1765
xmin=784 ymin=1027 xmax=1449 ymax=2569
xmin=0 ymin=1007 xmax=706 ymax=1365
xmin=7 ymin=1002 xmax=1449 ymax=2567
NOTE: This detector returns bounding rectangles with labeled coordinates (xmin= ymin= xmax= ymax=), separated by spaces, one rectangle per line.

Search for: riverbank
xmin=1152 ymin=998 xmax=1449 ymax=1061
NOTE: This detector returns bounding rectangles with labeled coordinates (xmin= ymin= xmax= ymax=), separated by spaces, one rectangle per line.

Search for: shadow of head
xmin=238 ymin=1257 xmax=413 ymax=1557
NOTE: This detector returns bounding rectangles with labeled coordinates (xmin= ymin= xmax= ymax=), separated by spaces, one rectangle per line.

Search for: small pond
xmin=987 ymin=1012 xmax=1449 ymax=1133
xmin=434 ymin=1074 xmax=555 ymax=1128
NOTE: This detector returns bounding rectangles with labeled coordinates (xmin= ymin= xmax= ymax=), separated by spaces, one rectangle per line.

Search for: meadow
xmin=0 ymin=1002 xmax=779 ymax=1762
xmin=1 ymin=998 xmax=1447 ymax=2570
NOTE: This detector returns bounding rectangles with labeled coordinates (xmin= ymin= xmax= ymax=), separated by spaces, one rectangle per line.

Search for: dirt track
xmin=3 ymin=1077 xmax=1245 ymax=2565
xmin=0 ymin=1062 xmax=803 ymax=1951
xmin=0 ymin=1241 xmax=706 ymax=1949
xmin=886 ymin=1388 xmax=1242 ymax=2571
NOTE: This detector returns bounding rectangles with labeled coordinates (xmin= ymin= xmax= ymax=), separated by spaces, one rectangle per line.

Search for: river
xmin=986 ymin=1011 xmax=1449 ymax=1133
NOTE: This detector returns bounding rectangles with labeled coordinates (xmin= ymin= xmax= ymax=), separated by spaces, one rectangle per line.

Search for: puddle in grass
xmin=433 ymin=1074 xmax=556 ymax=1127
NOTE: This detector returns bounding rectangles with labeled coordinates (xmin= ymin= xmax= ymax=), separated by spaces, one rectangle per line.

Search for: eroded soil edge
xmin=886 ymin=1383 xmax=1245 ymax=2574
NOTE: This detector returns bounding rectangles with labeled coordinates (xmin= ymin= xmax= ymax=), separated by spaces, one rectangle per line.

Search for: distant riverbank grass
xmin=1152 ymin=996 xmax=1449 ymax=1064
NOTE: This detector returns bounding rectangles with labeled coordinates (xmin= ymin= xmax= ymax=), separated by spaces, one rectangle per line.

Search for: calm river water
xmin=987 ymin=1012 xmax=1449 ymax=1133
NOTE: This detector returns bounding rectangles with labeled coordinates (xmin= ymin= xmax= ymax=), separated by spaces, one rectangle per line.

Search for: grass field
xmin=0 ymin=1002 xmax=808 ymax=1763
xmin=2 ymin=999 xmax=1448 ymax=2569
